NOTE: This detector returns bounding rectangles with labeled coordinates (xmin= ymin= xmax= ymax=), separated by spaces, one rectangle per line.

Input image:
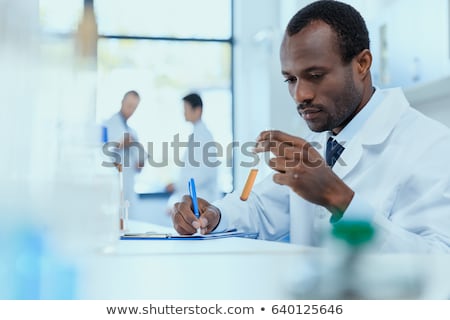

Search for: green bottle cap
xmin=332 ymin=221 xmax=375 ymax=246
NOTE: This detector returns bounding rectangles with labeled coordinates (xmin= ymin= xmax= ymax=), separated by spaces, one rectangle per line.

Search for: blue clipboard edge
xmin=120 ymin=231 xmax=259 ymax=240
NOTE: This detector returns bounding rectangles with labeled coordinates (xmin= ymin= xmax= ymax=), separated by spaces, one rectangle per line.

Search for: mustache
xmin=296 ymin=103 xmax=324 ymax=112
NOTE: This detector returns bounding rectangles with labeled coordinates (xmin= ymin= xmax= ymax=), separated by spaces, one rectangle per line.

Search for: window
xmin=40 ymin=0 xmax=84 ymax=33
xmin=39 ymin=0 xmax=234 ymax=194
xmin=95 ymin=0 xmax=231 ymax=39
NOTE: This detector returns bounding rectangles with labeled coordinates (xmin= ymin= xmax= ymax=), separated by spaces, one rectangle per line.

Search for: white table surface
xmin=76 ymin=221 xmax=450 ymax=299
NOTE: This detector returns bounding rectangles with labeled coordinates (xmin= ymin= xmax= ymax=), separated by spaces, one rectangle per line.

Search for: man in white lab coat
xmin=171 ymin=1 xmax=450 ymax=253
xmin=103 ymin=90 xmax=144 ymax=215
xmin=166 ymin=93 xmax=220 ymax=211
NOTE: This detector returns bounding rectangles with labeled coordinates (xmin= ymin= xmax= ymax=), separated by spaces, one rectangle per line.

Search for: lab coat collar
xmin=358 ymin=87 xmax=409 ymax=146
xmin=118 ymin=111 xmax=129 ymax=128
xmin=193 ymin=119 xmax=203 ymax=127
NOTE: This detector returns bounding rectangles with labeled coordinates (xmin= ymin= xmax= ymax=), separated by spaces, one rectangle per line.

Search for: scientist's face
xmin=280 ymin=20 xmax=368 ymax=134
xmin=121 ymin=94 xmax=140 ymax=120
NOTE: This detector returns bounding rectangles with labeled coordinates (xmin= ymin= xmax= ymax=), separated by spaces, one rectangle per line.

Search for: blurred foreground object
xmin=291 ymin=221 xmax=426 ymax=299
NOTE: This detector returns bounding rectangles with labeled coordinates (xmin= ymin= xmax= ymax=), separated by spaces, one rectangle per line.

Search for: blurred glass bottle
xmin=75 ymin=0 xmax=97 ymax=69
xmin=319 ymin=221 xmax=377 ymax=299
xmin=291 ymin=220 xmax=425 ymax=299
xmin=49 ymin=2 xmax=120 ymax=255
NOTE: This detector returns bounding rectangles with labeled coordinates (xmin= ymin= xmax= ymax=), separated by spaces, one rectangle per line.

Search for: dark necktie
xmin=326 ymin=137 xmax=345 ymax=167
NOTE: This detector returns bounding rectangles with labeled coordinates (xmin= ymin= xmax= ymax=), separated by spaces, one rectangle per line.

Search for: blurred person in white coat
xmin=170 ymin=1 xmax=450 ymax=253
xmin=166 ymin=93 xmax=220 ymax=212
xmin=103 ymin=90 xmax=144 ymax=215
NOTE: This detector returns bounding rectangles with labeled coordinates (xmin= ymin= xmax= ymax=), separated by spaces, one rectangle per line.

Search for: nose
xmin=292 ymin=80 xmax=314 ymax=106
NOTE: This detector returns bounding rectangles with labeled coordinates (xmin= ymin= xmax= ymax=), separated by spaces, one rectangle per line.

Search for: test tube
xmin=240 ymin=169 xmax=258 ymax=201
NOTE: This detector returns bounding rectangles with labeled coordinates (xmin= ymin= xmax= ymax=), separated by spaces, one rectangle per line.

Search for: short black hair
xmin=182 ymin=93 xmax=203 ymax=109
xmin=286 ymin=0 xmax=369 ymax=63
xmin=123 ymin=90 xmax=140 ymax=100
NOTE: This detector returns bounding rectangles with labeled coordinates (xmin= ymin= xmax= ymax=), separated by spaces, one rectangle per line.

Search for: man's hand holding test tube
xmin=254 ymin=130 xmax=353 ymax=216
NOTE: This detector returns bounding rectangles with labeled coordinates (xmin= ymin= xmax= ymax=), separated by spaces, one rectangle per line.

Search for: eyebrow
xmin=282 ymin=66 xmax=327 ymax=76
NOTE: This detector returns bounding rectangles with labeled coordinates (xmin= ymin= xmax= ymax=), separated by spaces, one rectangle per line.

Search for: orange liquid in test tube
xmin=240 ymin=169 xmax=258 ymax=201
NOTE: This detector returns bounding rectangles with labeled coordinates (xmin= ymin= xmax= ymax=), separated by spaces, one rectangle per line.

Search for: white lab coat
xmin=214 ymin=88 xmax=450 ymax=253
xmin=167 ymin=120 xmax=221 ymax=208
xmin=103 ymin=112 xmax=141 ymax=213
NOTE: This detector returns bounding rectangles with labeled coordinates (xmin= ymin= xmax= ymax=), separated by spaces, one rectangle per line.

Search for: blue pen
xmin=188 ymin=178 xmax=201 ymax=234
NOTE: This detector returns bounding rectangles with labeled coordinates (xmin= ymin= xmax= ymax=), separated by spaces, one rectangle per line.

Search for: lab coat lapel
xmin=333 ymin=88 xmax=409 ymax=180
xmin=332 ymin=137 xmax=363 ymax=179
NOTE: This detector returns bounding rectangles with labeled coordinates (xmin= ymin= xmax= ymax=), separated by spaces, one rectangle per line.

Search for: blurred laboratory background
xmin=1 ymin=0 xmax=450 ymax=299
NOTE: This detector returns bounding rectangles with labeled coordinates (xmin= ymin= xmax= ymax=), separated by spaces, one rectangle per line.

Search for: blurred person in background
xmin=166 ymin=93 xmax=221 ymax=213
xmin=103 ymin=90 xmax=144 ymax=215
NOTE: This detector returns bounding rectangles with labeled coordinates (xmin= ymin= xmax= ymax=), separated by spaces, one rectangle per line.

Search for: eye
xmin=283 ymin=76 xmax=296 ymax=84
xmin=310 ymin=73 xmax=323 ymax=80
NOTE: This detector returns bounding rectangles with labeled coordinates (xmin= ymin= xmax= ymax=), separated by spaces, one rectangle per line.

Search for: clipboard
xmin=120 ymin=229 xmax=259 ymax=240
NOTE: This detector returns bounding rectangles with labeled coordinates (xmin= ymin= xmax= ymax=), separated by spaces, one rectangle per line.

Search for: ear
xmin=355 ymin=49 xmax=372 ymax=80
